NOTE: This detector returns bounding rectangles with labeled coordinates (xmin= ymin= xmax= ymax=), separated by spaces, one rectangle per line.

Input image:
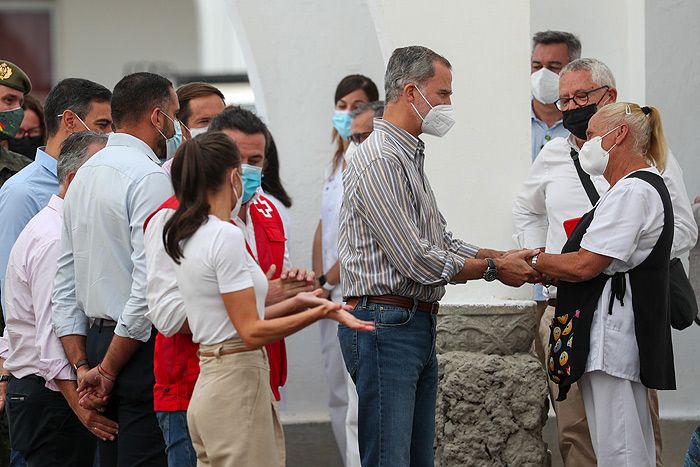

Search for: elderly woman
xmin=529 ymin=102 xmax=674 ymax=467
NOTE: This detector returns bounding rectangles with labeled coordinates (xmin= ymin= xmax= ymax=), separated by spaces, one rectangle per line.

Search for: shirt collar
xmin=106 ymin=133 xmax=160 ymax=164
xmin=34 ymin=147 xmax=58 ymax=176
xmin=47 ymin=194 xmax=64 ymax=217
xmin=531 ymin=100 xmax=563 ymax=127
xmin=374 ymin=118 xmax=424 ymax=160
xmin=567 ymin=133 xmax=581 ymax=152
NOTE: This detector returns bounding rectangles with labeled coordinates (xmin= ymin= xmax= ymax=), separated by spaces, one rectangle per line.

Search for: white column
xmin=223 ymin=0 xmax=386 ymax=420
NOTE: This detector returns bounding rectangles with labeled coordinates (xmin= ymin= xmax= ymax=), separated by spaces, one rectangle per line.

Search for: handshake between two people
xmin=481 ymin=248 xmax=552 ymax=288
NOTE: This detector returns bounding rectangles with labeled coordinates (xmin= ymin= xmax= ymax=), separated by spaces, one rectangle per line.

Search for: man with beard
xmin=52 ymin=72 xmax=175 ymax=466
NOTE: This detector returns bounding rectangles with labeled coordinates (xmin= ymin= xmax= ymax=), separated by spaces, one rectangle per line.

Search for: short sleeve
xmin=211 ymin=223 xmax=255 ymax=294
xmin=581 ymin=180 xmax=659 ymax=263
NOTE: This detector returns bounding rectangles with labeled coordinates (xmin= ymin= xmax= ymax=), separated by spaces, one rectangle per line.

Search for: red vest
xmin=249 ymin=196 xmax=288 ymax=401
xmin=146 ymin=194 xmax=288 ymax=411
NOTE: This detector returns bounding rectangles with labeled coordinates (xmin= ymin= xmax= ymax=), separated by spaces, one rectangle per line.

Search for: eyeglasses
xmin=15 ymin=127 xmax=42 ymax=138
xmin=554 ymin=86 xmax=609 ymax=111
xmin=349 ymin=131 xmax=372 ymax=145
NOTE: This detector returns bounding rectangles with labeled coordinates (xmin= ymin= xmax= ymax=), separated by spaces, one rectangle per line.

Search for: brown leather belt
xmin=547 ymin=298 xmax=557 ymax=307
xmin=197 ymin=347 xmax=254 ymax=358
xmin=345 ymin=295 xmax=439 ymax=315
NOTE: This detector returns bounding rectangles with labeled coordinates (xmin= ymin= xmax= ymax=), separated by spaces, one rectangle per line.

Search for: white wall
xmin=54 ymin=0 xmax=199 ymax=89
xmin=224 ymin=0 xmax=386 ymax=420
xmin=530 ymin=0 xmax=646 ymax=104
xmin=645 ymin=0 xmax=700 ymax=419
xmin=645 ymin=0 xmax=700 ymax=199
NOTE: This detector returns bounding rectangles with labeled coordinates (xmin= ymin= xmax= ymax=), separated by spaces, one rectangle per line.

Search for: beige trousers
xmin=538 ymin=305 xmax=663 ymax=467
xmin=187 ymin=340 xmax=285 ymax=467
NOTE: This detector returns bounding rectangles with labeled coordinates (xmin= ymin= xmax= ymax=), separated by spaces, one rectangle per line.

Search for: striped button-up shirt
xmin=339 ymin=118 xmax=480 ymax=303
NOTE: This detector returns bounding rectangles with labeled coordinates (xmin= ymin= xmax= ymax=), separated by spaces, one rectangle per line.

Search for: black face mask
xmin=8 ymin=136 xmax=43 ymax=160
xmin=562 ymin=104 xmax=597 ymax=140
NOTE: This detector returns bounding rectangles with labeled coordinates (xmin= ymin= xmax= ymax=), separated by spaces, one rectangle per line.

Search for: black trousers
xmin=87 ymin=324 xmax=166 ymax=467
xmin=6 ymin=374 xmax=94 ymax=467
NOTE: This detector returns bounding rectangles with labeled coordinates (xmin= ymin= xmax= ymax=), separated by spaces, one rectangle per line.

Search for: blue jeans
xmin=338 ymin=299 xmax=438 ymax=467
xmin=685 ymin=425 xmax=700 ymax=467
xmin=156 ymin=411 xmax=197 ymax=467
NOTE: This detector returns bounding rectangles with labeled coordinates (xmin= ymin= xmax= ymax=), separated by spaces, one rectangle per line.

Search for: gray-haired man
xmin=514 ymin=57 xmax=697 ymax=466
xmin=530 ymin=30 xmax=581 ymax=161
xmin=0 ymin=131 xmax=116 ymax=466
xmin=338 ymin=45 xmax=539 ymax=467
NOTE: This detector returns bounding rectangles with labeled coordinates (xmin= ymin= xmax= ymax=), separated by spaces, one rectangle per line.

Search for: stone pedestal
xmin=435 ymin=302 xmax=549 ymax=467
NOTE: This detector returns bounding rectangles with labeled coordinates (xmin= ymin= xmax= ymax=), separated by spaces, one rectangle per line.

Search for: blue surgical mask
xmin=241 ymin=164 xmax=263 ymax=203
xmin=156 ymin=110 xmax=185 ymax=160
xmin=332 ymin=110 xmax=352 ymax=140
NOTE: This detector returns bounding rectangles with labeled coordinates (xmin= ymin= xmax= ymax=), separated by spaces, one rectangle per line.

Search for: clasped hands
xmin=491 ymin=248 xmax=551 ymax=288
xmin=76 ymin=364 xmax=114 ymax=412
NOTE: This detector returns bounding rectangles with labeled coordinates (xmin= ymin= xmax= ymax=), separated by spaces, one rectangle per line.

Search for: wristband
xmin=322 ymin=280 xmax=335 ymax=291
xmin=97 ymin=363 xmax=116 ymax=382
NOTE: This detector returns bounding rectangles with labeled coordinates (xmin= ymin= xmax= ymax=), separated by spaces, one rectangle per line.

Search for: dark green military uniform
xmin=0 ymin=144 xmax=31 ymax=189
xmin=0 ymin=59 xmax=32 ymax=467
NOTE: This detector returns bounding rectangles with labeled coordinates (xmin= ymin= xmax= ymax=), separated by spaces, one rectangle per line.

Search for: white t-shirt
xmin=320 ymin=162 xmax=344 ymax=303
xmin=173 ymin=216 xmax=268 ymax=345
xmin=580 ymin=167 xmax=665 ymax=382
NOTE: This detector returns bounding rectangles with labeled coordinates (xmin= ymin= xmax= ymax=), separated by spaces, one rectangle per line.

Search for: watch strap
xmin=0 ymin=374 xmax=10 ymax=383
xmin=73 ymin=359 xmax=89 ymax=371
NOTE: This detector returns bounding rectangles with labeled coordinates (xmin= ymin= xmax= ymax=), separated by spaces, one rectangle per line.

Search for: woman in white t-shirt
xmin=161 ymin=132 xmax=374 ymax=467
xmin=527 ymin=103 xmax=675 ymax=467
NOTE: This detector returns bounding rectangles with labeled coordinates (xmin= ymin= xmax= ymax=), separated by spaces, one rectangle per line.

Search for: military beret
xmin=0 ymin=61 xmax=31 ymax=95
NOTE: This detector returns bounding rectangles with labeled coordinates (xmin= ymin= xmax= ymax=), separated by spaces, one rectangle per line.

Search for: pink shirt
xmin=0 ymin=195 xmax=74 ymax=391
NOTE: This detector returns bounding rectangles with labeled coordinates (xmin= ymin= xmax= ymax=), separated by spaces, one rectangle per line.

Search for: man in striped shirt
xmin=338 ymin=45 xmax=539 ymax=467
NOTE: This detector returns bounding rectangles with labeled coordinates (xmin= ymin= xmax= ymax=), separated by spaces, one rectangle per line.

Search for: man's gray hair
xmin=384 ymin=46 xmax=451 ymax=103
xmin=58 ymin=131 xmax=107 ymax=185
xmin=351 ymin=100 xmax=385 ymax=120
xmin=560 ymin=58 xmax=616 ymax=89
xmin=532 ymin=30 xmax=582 ymax=62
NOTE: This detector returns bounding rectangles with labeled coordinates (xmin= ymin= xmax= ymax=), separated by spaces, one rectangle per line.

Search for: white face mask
xmin=411 ymin=86 xmax=455 ymax=137
xmin=530 ymin=68 xmax=560 ymax=104
xmin=230 ymin=170 xmax=243 ymax=216
xmin=189 ymin=126 xmax=208 ymax=138
xmin=578 ymin=126 xmax=620 ymax=177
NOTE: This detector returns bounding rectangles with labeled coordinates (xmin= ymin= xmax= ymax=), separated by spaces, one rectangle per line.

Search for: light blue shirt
xmin=531 ymin=102 xmax=569 ymax=161
xmin=52 ymin=133 xmax=174 ymax=342
xmin=0 ymin=148 xmax=58 ymax=311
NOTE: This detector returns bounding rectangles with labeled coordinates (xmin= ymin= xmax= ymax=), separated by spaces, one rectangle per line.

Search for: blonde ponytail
xmin=595 ymin=102 xmax=668 ymax=172
xmin=645 ymin=106 xmax=667 ymax=172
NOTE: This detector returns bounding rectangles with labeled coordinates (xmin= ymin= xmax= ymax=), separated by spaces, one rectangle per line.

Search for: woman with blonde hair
xmin=527 ymin=103 xmax=674 ymax=466
xmin=160 ymin=132 xmax=374 ymax=467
